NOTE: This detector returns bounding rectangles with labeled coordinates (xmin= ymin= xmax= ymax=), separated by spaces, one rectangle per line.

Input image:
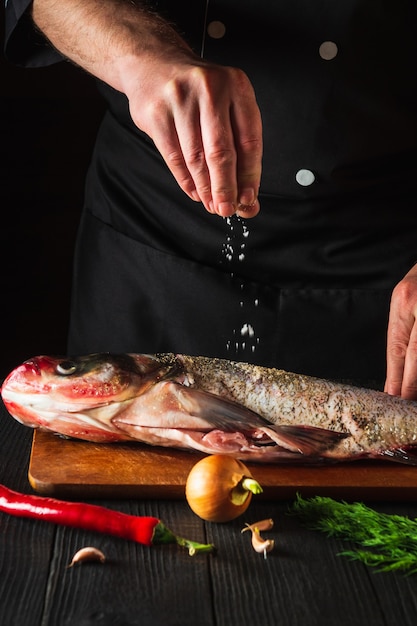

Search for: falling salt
xmin=221 ymin=215 xmax=262 ymax=356
xmin=222 ymin=216 xmax=249 ymax=265
xmin=241 ymin=323 xmax=255 ymax=338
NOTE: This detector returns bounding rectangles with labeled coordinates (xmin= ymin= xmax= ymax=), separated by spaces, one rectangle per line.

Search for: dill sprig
xmin=289 ymin=494 xmax=417 ymax=574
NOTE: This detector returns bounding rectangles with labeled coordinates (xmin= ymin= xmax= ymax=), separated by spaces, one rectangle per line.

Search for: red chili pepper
xmin=0 ymin=484 xmax=214 ymax=555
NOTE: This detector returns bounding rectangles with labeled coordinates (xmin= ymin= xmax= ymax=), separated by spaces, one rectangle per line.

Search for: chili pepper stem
xmin=174 ymin=535 xmax=216 ymax=556
xmin=152 ymin=522 xmax=215 ymax=556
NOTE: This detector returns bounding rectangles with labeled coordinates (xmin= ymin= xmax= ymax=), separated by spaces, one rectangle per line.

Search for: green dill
xmin=288 ymin=494 xmax=417 ymax=574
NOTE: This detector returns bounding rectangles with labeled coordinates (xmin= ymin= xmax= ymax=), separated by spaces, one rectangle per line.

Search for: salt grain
xmin=241 ymin=323 xmax=255 ymax=338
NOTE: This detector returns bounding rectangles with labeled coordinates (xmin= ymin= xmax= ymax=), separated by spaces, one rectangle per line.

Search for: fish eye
xmin=56 ymin=360 xmax=77 ymax=376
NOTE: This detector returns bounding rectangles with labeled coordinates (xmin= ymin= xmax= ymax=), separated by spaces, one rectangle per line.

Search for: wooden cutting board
xmin=28 ymin=430 xmax=417 ymax=501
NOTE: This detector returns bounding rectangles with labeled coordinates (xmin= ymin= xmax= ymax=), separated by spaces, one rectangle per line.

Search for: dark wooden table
xmin=2 ymin=399 xmax=417 ymax=626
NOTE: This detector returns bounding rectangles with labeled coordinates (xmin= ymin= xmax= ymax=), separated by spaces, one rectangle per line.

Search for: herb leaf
xmin=289 ymin=494 xmax=417 ymax=574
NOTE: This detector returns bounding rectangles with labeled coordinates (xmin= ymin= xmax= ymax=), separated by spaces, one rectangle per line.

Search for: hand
xmin=31 ymin=1 xmax=262 ymax=219
xmin=385 ymin=264 xmax=417 ymax=399
xmin=125 ymin=57 xmax=262 ymax=219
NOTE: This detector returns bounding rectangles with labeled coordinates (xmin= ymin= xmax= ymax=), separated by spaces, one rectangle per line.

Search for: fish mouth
xmin=18 ymin=358 xmax=42 ymax=376
xmin=1 ymin=360 xmax=47 ymax=424
xmin=2 ymin=359 xmax=42 ymax=390
xmin=1 ymin=356 xmax=63 ymax=402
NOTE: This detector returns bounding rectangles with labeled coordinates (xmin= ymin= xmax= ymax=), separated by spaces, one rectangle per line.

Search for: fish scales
xmin=176 ymin=355 xmax=417 ymax=458
xmin=2 ymin=352 xmax=417 ymax=464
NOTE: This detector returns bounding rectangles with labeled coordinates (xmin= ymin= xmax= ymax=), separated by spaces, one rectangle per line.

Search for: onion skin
xmin=185 ymin=455 xmax=262 ymax=523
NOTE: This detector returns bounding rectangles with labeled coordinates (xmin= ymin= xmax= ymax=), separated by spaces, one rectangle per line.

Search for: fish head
xmin=1 ymin=353 xmax=177 ymax=438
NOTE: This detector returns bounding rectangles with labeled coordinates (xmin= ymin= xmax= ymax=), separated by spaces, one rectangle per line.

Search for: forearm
xmin=31 ymin=0 xmax=194 ymax=94
xmin=31 ymin=0 xmax=262 ymax=218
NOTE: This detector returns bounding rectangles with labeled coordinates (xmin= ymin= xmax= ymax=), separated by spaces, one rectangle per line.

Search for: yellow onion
xmin=185 ymin=454 xmax=263 ymax=523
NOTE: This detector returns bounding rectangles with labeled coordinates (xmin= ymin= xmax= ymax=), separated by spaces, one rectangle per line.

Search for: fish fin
xmin=174 ymin=386 xmax=349 ymax=455
xmin=265 ymin=424 xmax=349 ymax=455
xmin=378 ymin=446 xmax=417 ymax=466
xmin=175 ymin=385 xmax=272 ymax=430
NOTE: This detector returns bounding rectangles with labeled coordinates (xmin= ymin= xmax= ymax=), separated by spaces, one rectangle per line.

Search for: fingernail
xmin=238 ymin=200 xmax=258 ymax=213
xmin=238 ymin=203 xmax=256 ymax=212
xmin=218 ymin=202 xmax=236 ymax=217
xmin=238 ymin=188 xmax=256 ymax=208
xmin=237 ymin=198 xmax=260 ymax=217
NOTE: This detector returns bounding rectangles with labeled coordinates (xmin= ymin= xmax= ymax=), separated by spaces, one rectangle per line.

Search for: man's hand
xmin=385 ymin=264 xmax=417 ymax=399
xmin=126 ymin=59 xmax=262 ymax=219
xmin=32 ymin=0 xmax=262 ymax=218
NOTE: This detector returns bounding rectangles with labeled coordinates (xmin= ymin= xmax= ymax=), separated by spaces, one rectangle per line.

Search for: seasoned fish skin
xmin=175 ymin=355 xmax=417 ymax=460
xmin=2 ymin=352 xmax=417 ymax=464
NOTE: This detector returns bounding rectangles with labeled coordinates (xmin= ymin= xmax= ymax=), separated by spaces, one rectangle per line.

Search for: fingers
xmin=137 ymin=64 xmax=262 ymax=218
xmin=230 ymin=76 xmax=262 ymax=218
xmin=400 ymin=323 xmax=417 ymax=399
xmin=155 ymin=114 xmax=210 ymax=206
xmin=198 ymin=69 xmax=262 ymax=218
xmin=198 ymin=105 xmax=238 ymax=217
xmin=385 ymin=315 xmax=411 ymax=398
xmin=385 ymin=268 xmax=417 ymax=399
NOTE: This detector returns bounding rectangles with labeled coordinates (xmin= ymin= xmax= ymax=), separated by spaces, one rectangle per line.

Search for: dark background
xmin=0 ymin=6 xmax=105 ymax=379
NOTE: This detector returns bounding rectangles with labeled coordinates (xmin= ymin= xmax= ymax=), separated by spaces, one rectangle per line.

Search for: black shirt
xmin=5 ymin=0 xmax=417 ymax=382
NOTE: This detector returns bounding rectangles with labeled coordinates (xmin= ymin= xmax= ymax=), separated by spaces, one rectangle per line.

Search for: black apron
xmin=63 ymin=0 xmax=417 ymax=383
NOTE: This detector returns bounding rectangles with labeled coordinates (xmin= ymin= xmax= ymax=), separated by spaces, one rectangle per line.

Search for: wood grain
xmin=3 ymin=402 xmax=417 ymax=626
xmin=28 ymin=430 xmax=417 ymax=500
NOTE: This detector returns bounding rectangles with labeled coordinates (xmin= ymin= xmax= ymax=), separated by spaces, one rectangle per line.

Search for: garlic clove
xmin=67 ymin=546 xmax=106 ymax=568
xmin=241 ymin=518 xmax=274 ymax=533
xmin=245 ymin=526 xmax=275 ymax=559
